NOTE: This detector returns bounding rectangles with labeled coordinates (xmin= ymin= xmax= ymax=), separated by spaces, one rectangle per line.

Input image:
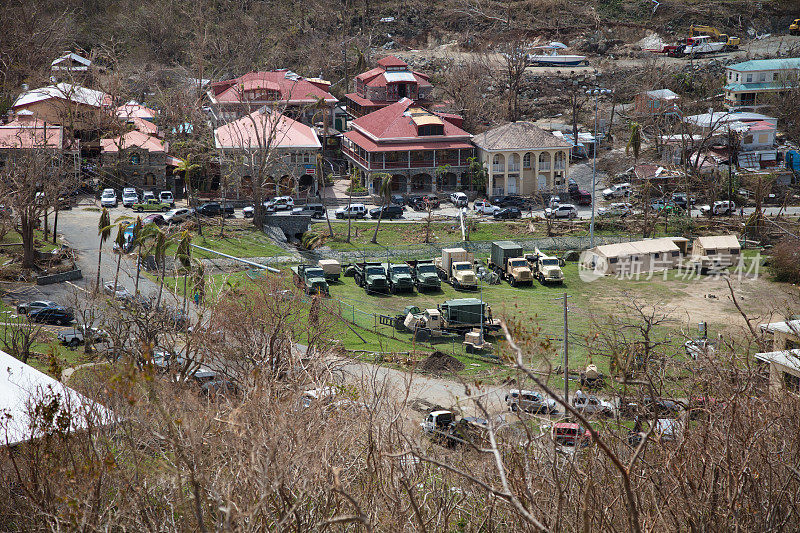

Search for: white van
xmin=450 ymin=192 xmax=468 ymax=207
xmin=334 ymin=203 xmax=367 ymax=219
xmin=159 ymin=191 xmax=175 ymax=206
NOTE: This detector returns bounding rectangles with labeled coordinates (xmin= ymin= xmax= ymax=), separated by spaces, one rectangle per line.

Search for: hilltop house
xmin=472 ymin=122 xmax=572 ymax=197
xmin=0 ymin=113 xmax=79 ymax=182
xmin=205 ymin=71 xmax=337 ymax=127
xmin=723 ymin=57 xmax=800 ymax=110
xmin=682 ymin=111 xmax=779 ymax=170
xmin=214 ymin=108 xmax=322 ymax=198
xmin=344 ymin=56 xmax=434 ymax=118
xmin=342 ymin=98 xmax=474 ymax=194
xmin=756 ymin=318 xmax=800 ymax=393
xmin=634 ymin=89 xmax=681 ymax=116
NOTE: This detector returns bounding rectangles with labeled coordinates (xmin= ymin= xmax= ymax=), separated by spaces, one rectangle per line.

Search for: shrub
xmin=770 ymin=237 xmax=800 ymax=283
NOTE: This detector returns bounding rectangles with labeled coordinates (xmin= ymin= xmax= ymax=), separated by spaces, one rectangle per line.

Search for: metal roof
xmin=383 ymin=71 xmax=417 ymax=83
xmin=726 ymin=57 xmax=800 ymax=72
xmin=759 ymin=319 xmax=800 ymax=335
xmin=755 ymin=349 xmax=800 ymax=373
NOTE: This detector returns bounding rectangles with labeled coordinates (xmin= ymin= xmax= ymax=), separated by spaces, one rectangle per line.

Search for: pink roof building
xmin=0 ymin=117 xmax=64 ymax=150
xmin=206 ymin=71 xmax=337 ymax=127
xmin=214 ymin=108 xmax=322 ymax=198
xmin=116 ymin=101 xmax=157 ymax=121
xmin=342 ymin=98 xmax=474 ymax=194
xmin=345 ymin=56 xmax=434 ymax=118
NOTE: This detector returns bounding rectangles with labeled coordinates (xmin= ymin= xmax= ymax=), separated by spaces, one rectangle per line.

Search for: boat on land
xmin=527 ymin=42 xmax=587 ymax=67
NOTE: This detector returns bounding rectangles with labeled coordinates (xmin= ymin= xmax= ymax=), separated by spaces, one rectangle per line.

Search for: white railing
xmin=492 ymin=164 xmax=505 ymax=173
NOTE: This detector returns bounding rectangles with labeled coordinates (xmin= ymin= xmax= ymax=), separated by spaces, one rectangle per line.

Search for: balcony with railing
xmin=538 ymin=162 xmax=551 ymax=171
xmin=492 ymin=164 xmax=505 ymax=173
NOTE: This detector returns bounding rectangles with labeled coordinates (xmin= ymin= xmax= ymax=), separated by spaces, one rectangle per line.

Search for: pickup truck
xmin=58 ymin=325 xmax=107 ymax=348
xmin=353 ymin=262 xmax=390 ymax=294
xmin=291 ymin=264 xmax=330 ymax=296
xmin=133 ymin=199 xmax=170 ymax=212
xmin=406 ymin=260 xmax=441 ymax=291
xmin=383 ymin=262 xmax=415 ymax=294
xmin=421 ymin=410 xmax=488 ymax=447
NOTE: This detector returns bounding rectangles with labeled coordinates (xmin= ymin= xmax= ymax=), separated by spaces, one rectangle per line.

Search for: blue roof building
xmin=723 ymin=57 xmax=800 ymax=110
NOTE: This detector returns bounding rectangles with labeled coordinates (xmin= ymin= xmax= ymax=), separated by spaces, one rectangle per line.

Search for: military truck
xmin=406 ymin=260 xmax=441 ymax=291
xmin=488 ymin=241 xmax=533 ymax=286
xmin=353 ymin=262 xmax=390 ymax=294
xmin=318 ymin=259 xmax=341 ymax=282
xmin=383 ymin=262 xmax=415 ymax=294
xmin=401 ymin=297 xmax=500 ymax=341
xmin=291 ymin=264 xmax=330 ymax=296
xmin=525 ymin=247 xmax=564 ymax=284
xmin=434 ymin=247 xmax=478 ymax=290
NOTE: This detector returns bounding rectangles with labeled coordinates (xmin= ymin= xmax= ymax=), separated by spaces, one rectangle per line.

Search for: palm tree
xmin=174 ymin=155 xmax=203 ymax=236
xmin=131 ymin=217 xmax=145 ymax=295
xmin=175 ymin=230 xmax=192 ymax=313
xmin=346 ymin=168 xmax=359 ymax=243
xmin=154 ymin=230 xmax=168 ymax=310
xmin=317 ymin=154 xmax=334 ymax=238
xmin=370 ymin=173 xmax=392 ymax=244
xmin=96 ymin=208 xmax=111 ymax=293
xmin=112 ymin=222 xmax=127 ymax=298
xmin=626 ymin=121 xmax=642 ymax=162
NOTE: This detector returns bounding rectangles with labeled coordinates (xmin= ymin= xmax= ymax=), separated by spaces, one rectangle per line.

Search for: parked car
xmin=133 ymin=199 xmax=170 ymax=212
xmin=503 ymin=196 xmax=533 ymax=209
xmin=143 ymin=213 xmax=166 ymax=226
xmin=572 ymin=190 xmax=592 ymax=206
xmin=17 ymin=300 xmax=59 ymax=315
xmin=334 ymin=204 xmax=367 ymax=219
xmin=163 ymin=207 xmax=192 ymax=224
xmin=505 ymin=389 xmax=559 ymax=414
xmin=602 ymin=182 xmax=632 ymax=199
xmin=58 ymin=326 xmax=107 ymax=348
xmin=122 ymin=188 xmax=139 ymax=207
xmin=572 ymin=392 xmax=614 ymax=416
xmin=650 ymin=199 xmax=678 ymax=213
xmin=196 ymin=202 xmax=235 ymax=217
xmin=265 ymin=196 xmax=294 ymax=211
xmin=28 ymin=306 xmax=74 ymax=325
xmin=391 ymin=194 xmax=406 ymax=206
xmin=142 ymin=191 xmax=156 ymax=202
xmin=552 ymin=422 xmax=592 ymax=447
xmin=159 ymin=191 xmax=175 ymax=206
xmin=620 ymin=396 xmax=682 ymax=418
xmin=699 ymin=200 xmax=736 ymax=216
xmin=291 ymin=203 xmax=326 ymax=219
xmin=671 ymin=192 xmax=696 ymax=209
xmin=100 ymin=188 xmax=118 ymax=208
xmin=474 ymin=200 xmax=499 ymax=215
xmin=423 ymin=194 xmax=440 ymax=208
xmin=200 ymin=379 xmax=241 ymax=399
xmin=493 ymin=207 xmax=522 ymax=219
xmin=449 ymin=192 xmax=468 ymax=207
xmin=369 ymin=205 xmax=404 ymax=219
xmin=598 ymin=202 xmax=633 ymax=217
xmin=104 ymin=282 xmax=132 ymax=300
xmin=544 ymin=204 xmax=578 ymax=219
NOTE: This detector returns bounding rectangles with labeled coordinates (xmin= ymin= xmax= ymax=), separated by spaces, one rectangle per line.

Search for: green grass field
xmin=165 ymin=226 xmax=286 ymax=259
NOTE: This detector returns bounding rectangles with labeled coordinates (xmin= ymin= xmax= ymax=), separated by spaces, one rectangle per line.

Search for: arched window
xmin=144 ymin=173 xmax=156 ymax=187
xmin=538 ymin=152 xmax=551 ymax=170
xmin=523 ymin=153 xmax=532 ymax=169
xmin=492 ymin=154 xmax=505 ymax=172
xmin=130 ymin=152 xmax=141 ymax=165
xmin=509 ymin=153 xmax=520 ymax=172
xmin=554 ymin=151 xmax=566 ymax=170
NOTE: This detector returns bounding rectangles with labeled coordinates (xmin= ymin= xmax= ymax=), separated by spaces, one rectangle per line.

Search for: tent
xmin=691 ymin=235 xmax=741 ymax=268
xmin=583 ymin=237 xmax=681 ymax=276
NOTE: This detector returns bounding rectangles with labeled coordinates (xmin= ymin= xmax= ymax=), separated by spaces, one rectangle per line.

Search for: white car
xmin=544 ymin=204 xmax=578 ymax=219
xmin=159 ymin=191 xmax=175 ymax=206
xmin=266 ymin=196 xmax=294 ymax=211
xmin=699 ymin=200 xmax=736 ymax=216
xmin=121 ymin=188 xmax=138 ymax=207
xmin=598 ymin=202 xmax=633 ymax=217
xmin=602 ymin=182 xmax=632 ymax=199
xmin=505 ymin=389 xmax=559 ymax=414
xmin=142 ymin=191 xmax=156 ymax=202
xmin=163 ymin=207 xmax=192 ymax=224
xmin=335 ymin=204 xmax=367 ymax=219
xmin=100 ymin=189 xmax=118 ymax=207
xmin=572 ymin=393 xmax=614 ymax=416
xmin=450 ymin=192 xmax=468 ymax=207
xmin=474 ymin=200 xmax=499 ymax=215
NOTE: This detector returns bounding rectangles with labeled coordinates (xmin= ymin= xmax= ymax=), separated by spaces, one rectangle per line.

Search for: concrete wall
xmin=36 ymin=269 xmax=82 ymax=285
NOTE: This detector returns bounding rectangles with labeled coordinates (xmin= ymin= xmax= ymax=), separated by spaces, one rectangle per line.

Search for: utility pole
xmin=562 ymin=292 xmax=569 ymax=404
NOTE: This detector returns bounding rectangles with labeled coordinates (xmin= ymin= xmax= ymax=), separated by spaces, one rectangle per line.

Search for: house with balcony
xmin=472 ymin=122 xmax=571 ymax=197
xmin=344 ymin=56 xmax=434 ymax=118
xmin=723 ymin=57 xmax=800 ymax=110
xmin=682 ymin=110 xmax=780 ymax=170
xmin=214 ymin=108 xmax=321 ymax=199
xmin=342 ymin=98 xmax=474 ymax=194
xmin=205 ymin=71 xmax=338 ymax=127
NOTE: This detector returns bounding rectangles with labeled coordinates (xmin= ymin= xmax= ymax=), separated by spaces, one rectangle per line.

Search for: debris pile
xmin=419 ymin=351 xmax=465 ymax=374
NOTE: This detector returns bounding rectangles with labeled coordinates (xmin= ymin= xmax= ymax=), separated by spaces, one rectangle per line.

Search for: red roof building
xmin=345 ymin=56 xmax=434 ymax=118
xmin=206 ymin=71 xmax=337 ymax=127
xmin=342 ymin=98 xmax=474 ymax=194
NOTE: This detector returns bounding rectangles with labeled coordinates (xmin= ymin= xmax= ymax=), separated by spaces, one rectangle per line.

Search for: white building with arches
xmin=472 ymin=122 xmax=571 ymax=197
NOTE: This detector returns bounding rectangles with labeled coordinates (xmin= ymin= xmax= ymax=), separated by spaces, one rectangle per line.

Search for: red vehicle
xmin=423 ymin=194 xmax=441 ymax=208
xmin=552 ymin=422 xmax=592 ymax=447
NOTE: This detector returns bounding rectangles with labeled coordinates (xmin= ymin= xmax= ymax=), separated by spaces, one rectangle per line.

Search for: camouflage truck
xmin=406 ymin=259 xmax=441 ymax=291
xmin=383 ymin=262 xmax=415 ymax=294
xmin=353 ymin=262 xmax=390 ymax=294
xmin=525 ymin=247 xmax=564 ymax=284
xmin=291 ymin=264 xmax=330 ymax=296
xmin=434 ymin=247 xmax=477 ymax=290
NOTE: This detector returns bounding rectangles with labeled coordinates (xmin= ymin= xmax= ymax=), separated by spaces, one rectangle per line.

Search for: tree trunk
xmin=43 ymin=208 xmax=49 ymax=242
xmin=156 ymin=255 xmax=166 ymax=310
xmin=183 ymin=273 xmax=188 ymax=314
xmin=52 ymin=207 xmax=58 ymax=244
xmin=370 ymin=199 xmax=386 ymax=244
xmin=346 ymin=180 xmax=353 ymax=243
xmin=134 ymin=245 xmax=141 ymax=295
xmin=96 ymin=241 xmax=103 ymax=293
xmin=113 ymin=252 xmax=122 ymax=300
xmin=21 ymin=214 xmax=36 ymax=269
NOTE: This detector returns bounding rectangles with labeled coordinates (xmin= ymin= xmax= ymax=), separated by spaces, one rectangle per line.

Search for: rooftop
xmin=727 ymin=57 xmax=800 ymax=72
xmin=214 ymin=108 xmax=321 ymax=150
xmin=101 ymin=130 xmax=166 ymax=153
xmin=755 ymin=349 xmax=800 ymax=374
xmin=644 ymin=89 xmax=680 ymax=100
xmin=13 ymin=82 xmax=110 ymax=109
xmin=350 ymin=98 xmax=470 ymax=142
xmin=0 ymin=118 xmax=63 ymax=149
xmin=472 ymin=121 xmax=572 ymax=151
xmin=208 ymin=71 xmax=337 ymax=105
xmin=683 ymin=110 xmax=777 ymax=129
